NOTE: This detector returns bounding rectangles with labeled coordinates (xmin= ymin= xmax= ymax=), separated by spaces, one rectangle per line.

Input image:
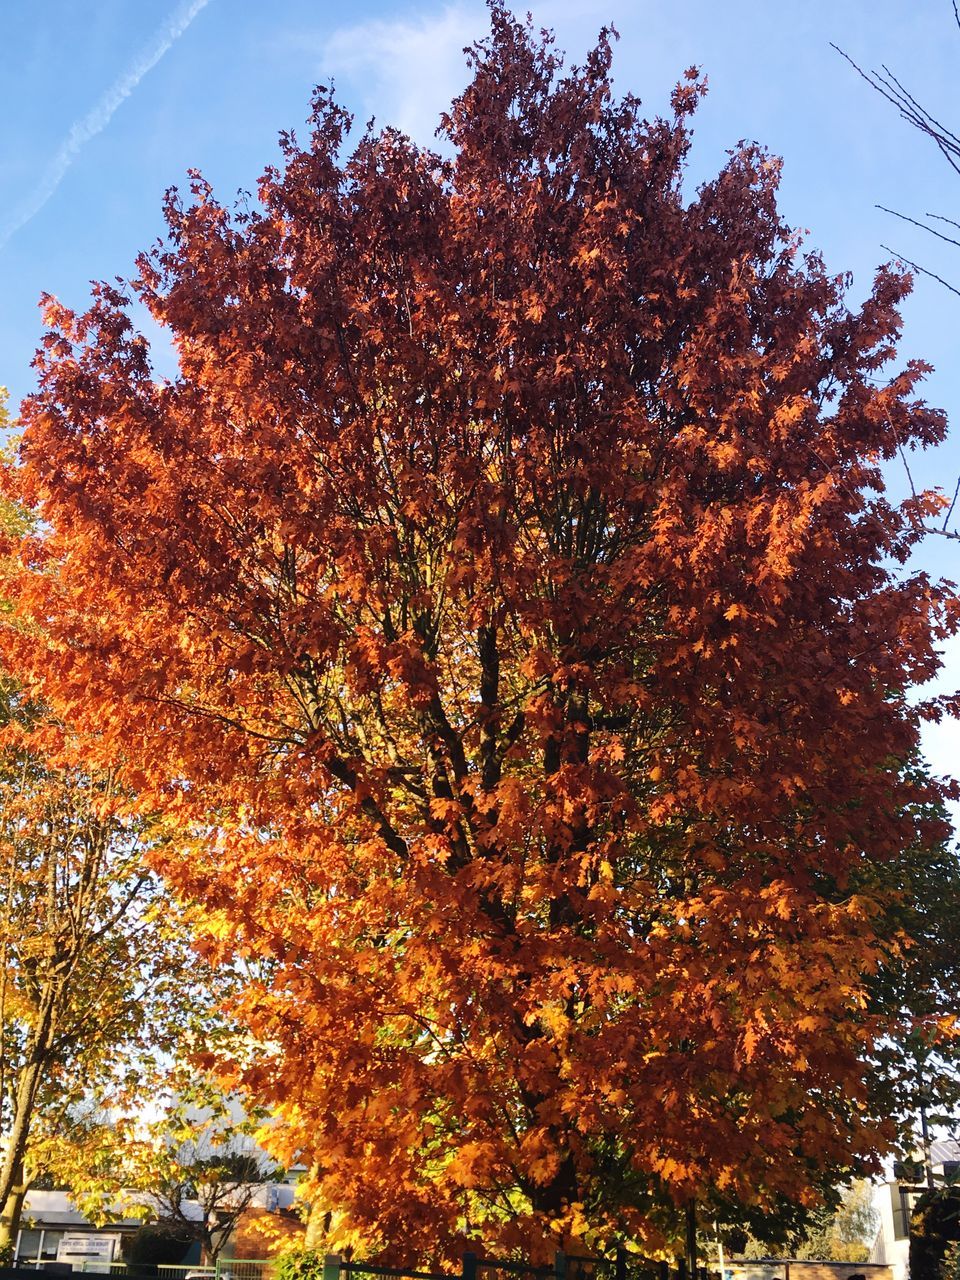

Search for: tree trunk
xmin=303 ymin=1169 xmax=332 ymax=1250
xmin=0 ymin=1054 xmax=44 ymax=1213
xmin=0 ymin=1160 xmax=30 ymax=1263
xmin=529 ymin=1149 xmax=580 ymax=1218
xmin=0 ymin=983 xmax=59 ymax=1228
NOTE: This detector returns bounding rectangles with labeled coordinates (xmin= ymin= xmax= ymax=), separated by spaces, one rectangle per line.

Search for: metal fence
xmin=324 ymin=1250 xmax=702 ymax=1280
xmin=5 ymin=1253 xmax=709 ymax=1280
xmin=72 ymin=1260 xmax=275 ymax=1280
xmin=219 ymin=1262 xmax=276 ymax=1280
xmin=473 ymin=1254 xmax=554 ymax=1280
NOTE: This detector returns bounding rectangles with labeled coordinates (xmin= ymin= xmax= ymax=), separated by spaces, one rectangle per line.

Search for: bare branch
xmin=922 ymin=524 xmax=960 ymax=541
xmin=898 ymin=444 xmax=920 ymax=505
xmin=877 ymin=205 xmax=960 ymax=249
xmin=832 ymin=44 xmax=960 ymax=176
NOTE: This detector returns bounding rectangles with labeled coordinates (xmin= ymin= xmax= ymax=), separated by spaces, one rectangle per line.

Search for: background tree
xmin=127 ymin=1223 xmax=195 ymax=1270
xmin=836 ymin=4 xmax=960 ymax=539
xmin=944 ymin=1239 xmax=960 ymax=1280
xmin=5 ymin=4 xmax=959 ymax=1263
xmin=853 ymin=769 xmax=960 ymax=1186
xmin=791 ymin=1181 xmax=878 ymax=1263
xmin=835 ymin=8 xmax=960 ymax=299
xmin=697 ymin=777 xmax=960 ymax=1261
xmin=735 ymin=1180 xmax=878 ymax=1262
xmin=0 ymin=727 xmax=214 ymax=1258
xmin=84 ymin=1082 xmax=281 ymax=1266
xmin=909 ymin=1185 xmax=960 ymax=1280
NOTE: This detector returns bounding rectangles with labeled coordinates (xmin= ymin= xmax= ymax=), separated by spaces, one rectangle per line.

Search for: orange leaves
xmin=445 ymin=1140 xmax=501 ymax=1189
xmin=2 ymin=0 xmax=957 ymax=1265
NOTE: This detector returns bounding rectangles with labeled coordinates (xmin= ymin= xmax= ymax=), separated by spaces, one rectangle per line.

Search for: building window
xmin=41 ymin=1231 xmax=64 ymax=1259
xmin=891 ymin=1184 xmax=909 ymax=1240
xmin=17 ymin=1228 xmax=42 ymax=1263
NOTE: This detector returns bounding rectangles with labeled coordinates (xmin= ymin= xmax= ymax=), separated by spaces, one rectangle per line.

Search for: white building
xmin=14 ymin=1183 xmax=300 ymax=1269
xmin=14 ymin=1190 xmax=144 ymax=1269
xmin=869 ymin=1138 xmax=960 ymax=1280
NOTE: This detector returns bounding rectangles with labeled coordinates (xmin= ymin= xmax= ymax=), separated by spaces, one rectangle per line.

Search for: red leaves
xmin=2 ymin=2 xmax=957 ymax=1265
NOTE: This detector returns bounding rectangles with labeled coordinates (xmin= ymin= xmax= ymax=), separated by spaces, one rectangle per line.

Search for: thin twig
xmin=880 ymin=63 xmax=960 ymax=153
xmin=877 ymin=205 xmax=960 ymax=249
xmin=928 ymin=212 xmax=960 ymax=232
xmin=898 ymin=443 xmax=919 ymax=504
xmin=832 ymin=43 xmax=960 ymax=175
xmin=942 ymin=473 xmax=960 ymax=534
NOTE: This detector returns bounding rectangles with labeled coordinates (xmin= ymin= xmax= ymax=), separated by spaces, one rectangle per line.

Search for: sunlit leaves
xmin=2 ymin=2 xmax=957 ymax=1266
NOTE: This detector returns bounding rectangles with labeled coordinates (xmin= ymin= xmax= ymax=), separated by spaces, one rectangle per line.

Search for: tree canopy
xmin=3 ymin=5 xmax=958 ymax=1263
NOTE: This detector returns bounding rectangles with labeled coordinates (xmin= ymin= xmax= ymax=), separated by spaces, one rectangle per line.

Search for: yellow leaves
xmin=796 ymin=1015 xmax=830 ymax=1034
xmin=713 ymin=1164 xmax=740 ymax=1191
xmin=772 ymin=394 xmax=810 ymax=428
xmin=428 ymin=796 xmax=465 ymax=826
xmin=524 ymin=1002 xmax=570 ymax=1040
xmin=17 ymin=934 xmax=58 ymax=960
xmin=519 ymin=1126 xmax=563 ymax=1184
xmin=573 ymin=245 xmax=602 ymax=267
xmin=710 ymin=441 xmax=742 ymax=471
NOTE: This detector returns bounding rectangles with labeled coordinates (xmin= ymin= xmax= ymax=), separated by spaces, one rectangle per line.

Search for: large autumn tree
xmin=5 ymin=6 xmax=958 ymax=1262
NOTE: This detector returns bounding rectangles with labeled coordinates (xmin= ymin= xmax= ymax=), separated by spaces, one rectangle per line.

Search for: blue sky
xmin=1 ymin=0 xmax=959 ymax=786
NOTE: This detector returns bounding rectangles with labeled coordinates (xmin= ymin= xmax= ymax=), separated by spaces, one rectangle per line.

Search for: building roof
xmin=21 ymin=1182 xmax=298 ymax=1231
xmin=22 ymin=1191 xmax=142 ymax=1229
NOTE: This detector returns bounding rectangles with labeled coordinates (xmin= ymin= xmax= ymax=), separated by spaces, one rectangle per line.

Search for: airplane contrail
xmin=0 ymin=0 xmax=213 ymax=252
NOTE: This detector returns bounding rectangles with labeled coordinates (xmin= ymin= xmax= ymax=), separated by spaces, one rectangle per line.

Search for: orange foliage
xmin=228 ymin=1206 xmax=305 ymax=1259
xmin=3 ymin=4 xmax=958 ymax=1264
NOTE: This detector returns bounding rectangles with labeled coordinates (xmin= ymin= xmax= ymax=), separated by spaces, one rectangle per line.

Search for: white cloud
xmin=0 ymin=0 xmax=213 ymax=252
xmin=316 ymin=0 xmax=638 ymax=147
xmin=320 ymin=4 xmax=482 ymax=145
